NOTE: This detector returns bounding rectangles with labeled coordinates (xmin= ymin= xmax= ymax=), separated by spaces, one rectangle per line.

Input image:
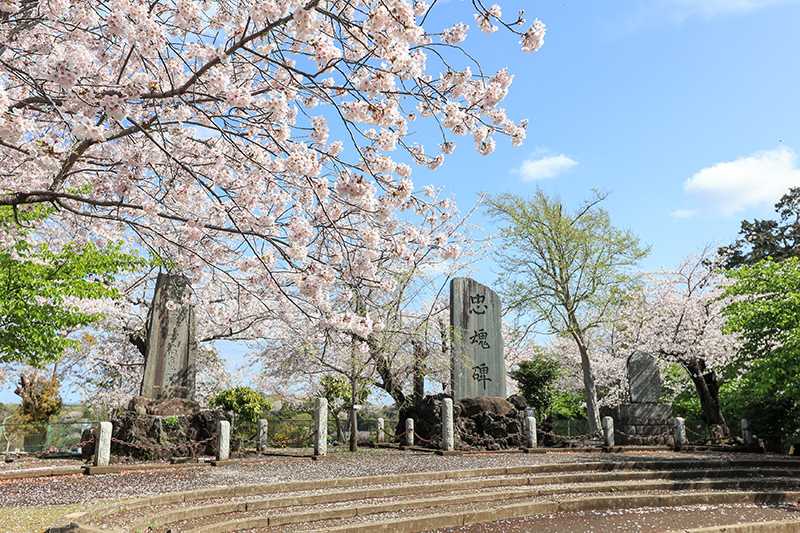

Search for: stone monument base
xmin=396 ymin=394 xmax=529 ymax=450
xmin=603 ymin=403 xmax=673 ymax=445
xmin=82 ymin=397 xmax=225 ymax=461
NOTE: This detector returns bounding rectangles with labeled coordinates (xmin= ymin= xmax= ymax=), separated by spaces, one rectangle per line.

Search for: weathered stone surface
xmin=525 ymin=416 xmax=537 ymax=449
xmin=397 ymin=394 xmax=527 ymax=450
xmin=141 ymin=273 xmax=198 ymax=400
xmin=602 ymin=416 xmax=615 ymax=448
xmin=314 ymin=398 xmax=328 ymax=456
xmin=674 ymin=417 xmax=687 ymax=450
xmin=99 ymin=408 xmax=224 ymax=460
xmin=127 ymin=396 xmax=202 ymax=416
xmin=441 ymin=399 xmax=454 ymax=451
xmin=93 ymin=422 xmax=112 ymax=467
xmin=614 ymin=403 xmax=672 ymax=424
xmin=450 ymin=278 xmax=506 ymax=400
xmin=459 ymin=396 xmax=515 ymax=418
xmin=217 ymin=420 xmax=230 ymax=460
xmin=627 ymin=352 xmax=662 ymax=403
xmin=405 ymin=418 xmax=414 ymax=447
xmin=257 ymin=419 xmax=268 ymax=452
xmin=376 ymin=418 xmax=385 ymax=443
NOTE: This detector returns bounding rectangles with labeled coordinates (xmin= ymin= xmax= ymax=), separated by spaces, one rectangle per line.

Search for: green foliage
xmin=719 ymin=187 xmax=800 ymax=268
xmin=318 ymin=375 xmax=369 ymax=415
xmin=210 ymin=387 xmax=273 ymax=446
xmin=509 ymin=357 xmax=562 ymax=420
xmin=0 ymin=207 xmax=144 ymax=367
xmin=487 ymin=191 xmax=648 ymax=336
xmin=163 ymin=416 xmax=180 ymax=430
xmin=723 ymin=258 xmax=800 ymax=449
xmin=210 ymin=386 xmax=272 ymax=425
xmin=550 ymin=390 xmax=586 ymax=420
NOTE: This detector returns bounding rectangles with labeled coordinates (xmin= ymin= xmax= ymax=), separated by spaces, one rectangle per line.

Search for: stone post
xmin=441 ymin=398 xmax=454 ymax=452
xmin=93 ymin=421 xmax=112 ymax=467
xmin=257 ymin=419 xmax=268 ymax=453
xmin=216 ymin=420 xmax=230 ymax=461
xmin=602 ymin=416 xmax=615 ymax=448
xmin=673 ymin=417 xmax=687 ymax=450
xmin=405 ymin=418 xmax=415 ymax=447
xmin=525 ymin=416 xmax=537 ymax=449
xmin=376 ymin=417 xmax=385 ymax=444
xmin=741 ymin=418 xmax=754 ymax=447
xmin=314 ymin=398 xmax=328 ymax=457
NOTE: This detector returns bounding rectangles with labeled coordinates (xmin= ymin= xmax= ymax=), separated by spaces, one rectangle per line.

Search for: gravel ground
xmin=433 ymin=503 xmax=800 ymax=532
xmin=0 ymin=449 xmax=789 ymax=508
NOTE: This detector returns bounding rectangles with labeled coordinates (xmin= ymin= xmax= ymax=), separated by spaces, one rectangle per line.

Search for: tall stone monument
xmin=450 ymin=277 xmax=506 ymax=400
xmin=605 ymin=352 xmax=672 ymax=445
xmin=140 ymin=273 xmax=198 ymax=400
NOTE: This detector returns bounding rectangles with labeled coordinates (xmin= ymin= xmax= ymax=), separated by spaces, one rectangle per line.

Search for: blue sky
xmin=230 ymin=0 xmax=800 ymax=395
xmin=5 ymin=0 xmax=800 ymax=404
xmin=424 ymin=0 xmax=800 ymax=276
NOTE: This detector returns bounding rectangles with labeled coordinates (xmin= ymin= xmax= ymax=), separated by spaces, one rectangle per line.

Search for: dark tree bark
xmin=412 ymin=341 xmax=426 ymax=404
xmin=684 ymin=358 xmax=729 ymax=438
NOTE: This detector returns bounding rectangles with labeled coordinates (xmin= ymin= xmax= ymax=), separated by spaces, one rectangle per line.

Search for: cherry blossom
xmin=1 ymin=1 xmax=546 ymax=405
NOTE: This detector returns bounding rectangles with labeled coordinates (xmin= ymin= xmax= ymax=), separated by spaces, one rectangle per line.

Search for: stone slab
xmin=450 ymin=277 xmax=506 ymax=400
xmin=141 ymin=273 xmax=198 ymax=400
xmin=627 ymin=352 xmax=663 ymax=403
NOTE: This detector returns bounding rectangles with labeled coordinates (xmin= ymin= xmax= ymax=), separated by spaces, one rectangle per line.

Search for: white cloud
xmin=517 ymin=154 xmax=578 ymax=182
xmin=684 ymin=146 xmax=800 ymax=215
xmin=670 ymin=208 xmax=698 ymax=219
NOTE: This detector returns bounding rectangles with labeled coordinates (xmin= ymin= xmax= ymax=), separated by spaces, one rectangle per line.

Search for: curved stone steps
xmin=68 ymin=458 xmax=800 ymax=532
xmin=311 ymin=491 xmax=800 ymax=533
xmin=126 ymin=467 xmax=797 ymax=531
xmin=172 ymin=478 xmax=800 ymax=532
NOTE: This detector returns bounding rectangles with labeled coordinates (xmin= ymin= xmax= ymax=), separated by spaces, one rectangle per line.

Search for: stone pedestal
xmin=604 ymin=403 xmax=673 ymax=445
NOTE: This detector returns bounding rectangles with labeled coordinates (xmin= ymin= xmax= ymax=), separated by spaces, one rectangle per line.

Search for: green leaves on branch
xmin=724 ymin=258 xmax=800 ymax=358
xmin=209 ymin=386 xmax=272 ymax=426
xmin=0 ymin=206 xmax=145 ymax=367
xmin=722 ymin=257 xmax=800 ymax=447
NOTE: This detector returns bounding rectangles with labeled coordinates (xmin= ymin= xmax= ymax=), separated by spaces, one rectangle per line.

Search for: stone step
xmin=173 ymin=478 xmax=800 ymax=533
xmin=128 ymin=468 xmax=798 ymax=530
xmin=70 ymin=458 xmax=800 ymax=531
xmin=309 ymin=491 xmax=800 ymax=533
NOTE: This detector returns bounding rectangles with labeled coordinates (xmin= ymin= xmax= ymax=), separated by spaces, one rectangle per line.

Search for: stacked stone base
xmin=604 ymin=403 xmax=673 ymax=446
xmin=82 ymin=397 xmax=225 ymax=461
xmin=397 ymin=394 xmax=528 ymax=450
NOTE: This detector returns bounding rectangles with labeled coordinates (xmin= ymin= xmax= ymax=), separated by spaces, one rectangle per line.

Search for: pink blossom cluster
xmin=0 ymin=0 xmax=546 ymax=358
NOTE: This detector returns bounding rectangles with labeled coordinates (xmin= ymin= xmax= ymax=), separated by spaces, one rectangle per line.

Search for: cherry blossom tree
xmin=1 ymin=0 xmax=546 ymax=361
xmin=252 ymin=199 xmax=483 ymax=409
xmin=612 ymin=252 xmax=740 ymax=437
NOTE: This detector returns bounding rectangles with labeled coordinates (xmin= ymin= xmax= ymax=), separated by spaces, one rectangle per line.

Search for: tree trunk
xmin=685 ymin=358 xmax=729 ymax=439
xmin=412 ymin=341 xmax=426 ymax=404
xmin=334 ymin=413 xmax=344 ymax=443
xmin=369 ymin=335 xmax=408 ymax=408
xmin=576 ymin=341 xmax=602 ymax=436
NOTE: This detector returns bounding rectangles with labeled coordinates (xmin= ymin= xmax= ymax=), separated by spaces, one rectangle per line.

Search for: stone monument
xmin=450 ymin=277 xmax=506 ymax=400
xmin=605 ymin=352 xmax=672 ymax=445
xmin=140 ymin=273 xmax=198 ymax=400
